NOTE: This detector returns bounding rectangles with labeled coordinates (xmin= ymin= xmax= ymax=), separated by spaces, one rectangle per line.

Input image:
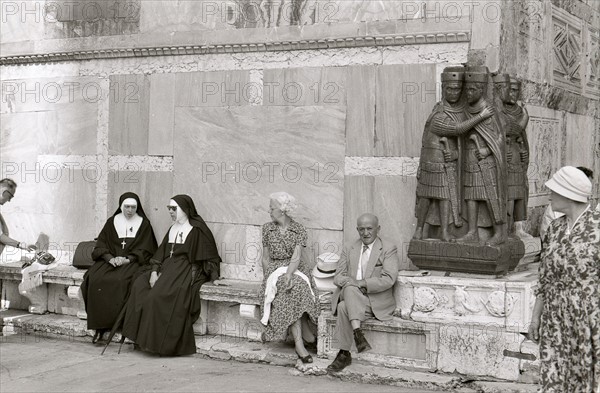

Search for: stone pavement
xmin=0 ymin=310 xmax=539 ymax=393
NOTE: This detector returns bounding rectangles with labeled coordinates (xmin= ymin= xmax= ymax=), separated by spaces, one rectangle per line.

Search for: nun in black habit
xmin=81 ymin=192 xmax=158 ymax=343
xmin=122 ymin=194 xmax=221 ymax=356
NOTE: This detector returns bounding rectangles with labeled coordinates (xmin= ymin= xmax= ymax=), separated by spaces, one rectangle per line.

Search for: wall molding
xmin=0 ymin=31 xmax=470 ymax=66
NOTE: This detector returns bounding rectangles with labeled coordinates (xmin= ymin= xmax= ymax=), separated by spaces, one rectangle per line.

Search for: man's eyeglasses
xmin=3 ymin=190 xmax=14 ymax=200
xmin=167 ymin=206 xmax=177 ymax=212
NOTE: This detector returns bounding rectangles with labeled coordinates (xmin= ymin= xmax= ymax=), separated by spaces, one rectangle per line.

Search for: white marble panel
xmin=173 ymin=106 xmax=346 ymax=230
xmin=565 ymin=112 xmax=595 ymax=168
xmin=1 ymin=76 xmax=104 ymax=114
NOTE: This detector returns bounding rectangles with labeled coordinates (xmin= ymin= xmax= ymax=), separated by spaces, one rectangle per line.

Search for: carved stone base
xmin=407 ymin=238 xmax=525 ymax=275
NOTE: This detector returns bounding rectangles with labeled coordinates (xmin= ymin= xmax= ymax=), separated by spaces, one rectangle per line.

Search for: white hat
xmin=312 ymin=252 xmax=339 ymax=278
xmin=313 ymin=276 xmax=337 ymax=292
xmin=545 ymin=166 xmax=592 ymax=203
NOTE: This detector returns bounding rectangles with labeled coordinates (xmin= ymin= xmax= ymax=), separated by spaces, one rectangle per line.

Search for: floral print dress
xmin=538 ymin=208 xmax=600 ymax=392
xmin=261 ymin=220 xmax=320 ymax=341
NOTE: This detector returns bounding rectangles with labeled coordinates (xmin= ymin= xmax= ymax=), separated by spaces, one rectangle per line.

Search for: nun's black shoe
xmin=92 ymin=330 xmax=106 ymax=344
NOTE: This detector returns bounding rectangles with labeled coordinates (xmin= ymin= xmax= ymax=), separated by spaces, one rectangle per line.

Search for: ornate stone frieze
xmin=453 ymin=286 xmax=482 ymax=316
xmin=413 ymin=286 xmax=444 ymax=313
xmin=0 ymin=32 xmax=470 ymax=66
xmin=483 ymin=291 xmax=515 ymax=317
xmin=552 ymin=5 xmax=583 ymax=93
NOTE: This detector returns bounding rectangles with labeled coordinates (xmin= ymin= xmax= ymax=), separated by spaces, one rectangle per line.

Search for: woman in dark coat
xmin=81 ymin=192 xmax=158 ymax=343
xmin=122 ymin=195 xmax=221 ymax=356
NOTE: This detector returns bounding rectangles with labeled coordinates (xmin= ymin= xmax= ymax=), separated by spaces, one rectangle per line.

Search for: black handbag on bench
xmin=72 ymin=240 xmax=96 ymax=269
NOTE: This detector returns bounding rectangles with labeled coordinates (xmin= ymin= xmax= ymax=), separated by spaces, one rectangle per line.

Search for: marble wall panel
xmin=1 ymin=76 xmax=105 ymax=115
xmin=1 ymin=107 xmax=97 ymax=159
xmin=525 ymin=106 xmax=564 ymax=200
xmin=52 ymin=104 xmax=98 ymax=155
xmin=2 ymin=168 xmax=98 ymax=247
xmin=1 ymin=112 xmax=51 ymax=168
xmin=108 ymin=74 xmax=150 ymax=156
xmin=107 ymin=171 xmax=174 ymax=239
xmin=0 ymin=0 xmax=45 ymax=44
xmin=304 ymin=228 xmax=343 ymax=269
xmin=343 ymin=176 xmax=375 ymax=246
xmin=470 ymin=0 xmax=501 ymax=50
xmin=173 ymin=105 xmax=346 ymax=230
xmin=346 ymin=66 xmax=376 ymax=157
xmin=208 ymin=223 xmax=252 ymax=266
xmin=373 ymin=176 xmax=418 ymax=270
xmin=207 ymin=223 xmax=262 ymax=282
xmin=375 ymin=64 xmax=437 ymax=157
xmin=148 ymin=73 xmax=176 ymax=156
xmin=175 ymin=70 xmax=252 ymax=107
xmin=565 ymin=112 xmax=595 ymax=168
xmin=139 ymin=0 xmax=182 ymax=34
xmin=262 ymin=67 xmax=346 ymax=106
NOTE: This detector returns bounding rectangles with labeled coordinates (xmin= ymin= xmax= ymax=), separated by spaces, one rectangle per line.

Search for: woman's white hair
xmin=269 ymin=191 xmax=298 ymax=216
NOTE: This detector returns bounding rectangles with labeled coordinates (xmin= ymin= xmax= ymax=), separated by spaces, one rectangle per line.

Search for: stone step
xmin=0 ymin=310 xmax=539 ymax=392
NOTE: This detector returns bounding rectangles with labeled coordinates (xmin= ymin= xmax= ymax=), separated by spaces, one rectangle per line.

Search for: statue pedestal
xmin=319 ymin=269 xmax=540 ymax=381
xmin=407 ymin=238 xmax=525 ymax=276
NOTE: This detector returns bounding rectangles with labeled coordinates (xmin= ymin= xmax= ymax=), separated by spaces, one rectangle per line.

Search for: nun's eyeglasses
xmin=166 ymin=206 xmax=177 ymax=212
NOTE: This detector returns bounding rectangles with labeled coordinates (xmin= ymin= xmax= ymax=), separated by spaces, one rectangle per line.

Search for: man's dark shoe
xmin=326 ymin=350 xmax=352 ymax=372
xmin=353 ymin=328 xmax=372 ymax=353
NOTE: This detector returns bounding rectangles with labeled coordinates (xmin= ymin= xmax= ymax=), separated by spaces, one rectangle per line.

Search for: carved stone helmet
xmin=509 ymin=76 xmax=522 ymax=87
xmin=492 ymin=73 xmax=510 ymax=85
xmin=465 ymin=66 xmax=490 ymax=83
xmin=441 ymin=66 xmax=465 ymax=83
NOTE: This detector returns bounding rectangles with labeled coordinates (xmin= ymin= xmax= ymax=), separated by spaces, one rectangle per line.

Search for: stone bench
xmin=0 ymin=262 xmax=86 ymax=318
xmin=196 ymin=279 xmax=263 ymax=340
xmin=0 ymin=263 xmax=266 ymax=341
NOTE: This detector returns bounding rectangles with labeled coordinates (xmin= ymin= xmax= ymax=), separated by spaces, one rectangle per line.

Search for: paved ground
xmin=0 ymin=334 xmax=443 ymax=393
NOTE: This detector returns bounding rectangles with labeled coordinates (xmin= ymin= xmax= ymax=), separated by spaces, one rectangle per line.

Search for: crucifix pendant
xmin=169 ymin=248 xmax=174 ymax=258
xmin=121 ymin=240 xmax=127 ymax=249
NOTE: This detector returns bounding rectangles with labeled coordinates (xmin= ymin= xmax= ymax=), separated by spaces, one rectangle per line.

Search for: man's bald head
xmin=356 ymin=213 xmax=380 ymax=245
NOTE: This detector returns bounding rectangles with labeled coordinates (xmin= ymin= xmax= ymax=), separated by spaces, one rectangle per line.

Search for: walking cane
xmin=101 ymin=302 xmax=128 ymax=355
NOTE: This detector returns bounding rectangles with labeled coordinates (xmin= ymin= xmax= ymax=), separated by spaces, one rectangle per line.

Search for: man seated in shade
xmin=327 ymin=213 xmax=399 ymax=372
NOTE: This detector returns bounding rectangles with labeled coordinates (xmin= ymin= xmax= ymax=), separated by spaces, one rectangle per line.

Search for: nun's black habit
xmin=122 ymin=195 xmax=221 ymax=356
xmin=81 ymin=192 xmax=158 ymax=331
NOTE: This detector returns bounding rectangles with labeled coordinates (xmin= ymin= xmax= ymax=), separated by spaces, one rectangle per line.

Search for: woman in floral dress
xmin=260 ymin=192 xmax=320 ymax=363
xmin=529 ymin=166 xmax=599 ymax=392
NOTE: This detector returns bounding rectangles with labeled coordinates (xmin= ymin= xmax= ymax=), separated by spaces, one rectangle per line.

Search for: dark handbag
xmin=72 ymin=240 xmax=96 ymax=269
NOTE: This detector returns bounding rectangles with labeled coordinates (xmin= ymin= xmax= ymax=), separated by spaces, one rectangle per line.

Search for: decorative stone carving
xmin=526 ymin=111 xmax=562 ymax=198
xmin=453 ymin=286 xmax=482 ymax=316
xmin=483 ymin=291 xmax=515 ymax=317
xmin=552 ymin=5 xmax=583 ymax=93
xmin=413 ymin=286 xmax=441 ymax=313
xmin=585 ymin=25 xmax=600 ymax=98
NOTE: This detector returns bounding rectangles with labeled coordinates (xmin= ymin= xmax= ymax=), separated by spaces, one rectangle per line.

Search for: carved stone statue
xmin=413 ymin=67 xmax=494 ymax=241
xmin=503 ymin=77 xmax=531 ymax=239
xmin=408 ymin=67 xmax=526 ymax=275
xmin=455 ymin=67 xmax=508 ymax=246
